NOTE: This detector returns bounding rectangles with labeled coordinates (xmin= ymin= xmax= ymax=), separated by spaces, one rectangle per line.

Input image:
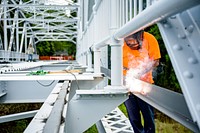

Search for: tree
xmin=146 ymin=25 xmax=181 ymax=93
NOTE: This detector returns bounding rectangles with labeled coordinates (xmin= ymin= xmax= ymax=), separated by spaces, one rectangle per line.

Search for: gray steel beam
xmin=3 ymin=0 xmax=8 ymax=51
xmin=0 ymin=4 xmax=79 ymax=8
xmin=67 ymin=77 xmax=104 ymax=102
xmin=24 ymin=82 xmax=67 ymax=133
xmin=0 ymin=80 xmax=58 ymax=103
xmin=0 ymin=110 xmax=38 ymax=123
xmin=132 ymin=78 xmax=200 ymax=132
xmin=65 ymin=89 xmax=128 ymax=133
xmin=157 ymin=4 xmax=200 ymax=130
xmin=0 ymin=81 xmax=7 ymax=98
xmin=96 ymin=121 xmax=106 ymax=133
xmin=43 ymin=81 xmax=69 ymax=133
xmin=114 ymin=0 xmax=200 ymax=40
xmin=0 ymin=18 xmax=78 ymax=23
xmin=102 ymin=66 xmax=199 ymax=132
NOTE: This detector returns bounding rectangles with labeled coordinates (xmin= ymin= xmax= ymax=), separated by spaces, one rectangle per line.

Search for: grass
xmin=0 ymin=103 xmax=193 ymax=133
xmin=85 ymin=103 xmax=192 ymax=133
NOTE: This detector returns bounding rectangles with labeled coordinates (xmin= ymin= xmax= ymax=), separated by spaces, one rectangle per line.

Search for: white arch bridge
xmin=0 ymin=0 xmax=200 ymax=132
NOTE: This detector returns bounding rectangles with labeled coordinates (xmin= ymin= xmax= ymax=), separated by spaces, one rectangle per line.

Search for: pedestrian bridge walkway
xmin=0 ymin=60 xmax=133 ymax=132
xmin=0 ymin=0 xmax=200 ymax=132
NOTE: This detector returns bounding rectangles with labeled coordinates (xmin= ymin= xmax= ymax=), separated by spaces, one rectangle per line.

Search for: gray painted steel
xmin=65 ymin=89 xmax=128 ymax=133
xmin=0 ymin=80 xmax=58 ymax=103
xmin=0 ymin=0 xmax=78 ymax=61
xmin=0 ymin=110 xmax=38 ymax=123
xmin=1 ymin=0 xmax=200 ymax=132
xmin=114 ymin=0 xmax=200 ymax=40
xmin=43 ymin=81 xmax=69 ymax=133
xmin=157 ymin=4 xmax=200 ymax=130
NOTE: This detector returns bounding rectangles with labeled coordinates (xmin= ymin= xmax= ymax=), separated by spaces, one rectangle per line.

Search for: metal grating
xmin=101 ymin=108 xmax=134 ymax=133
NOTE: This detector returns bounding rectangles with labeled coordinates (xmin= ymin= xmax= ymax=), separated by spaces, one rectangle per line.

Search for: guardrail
xmin=0 ymin=50 xmax=39 ymax=62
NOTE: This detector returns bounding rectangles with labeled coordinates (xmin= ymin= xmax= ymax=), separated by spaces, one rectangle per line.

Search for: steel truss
xmin=1 ymin=0 xmax=200 ymax=133
xmin=77 ymin=0 xmax=200 ymax=132
xmin=0 ymin=0 xmax=78 ymax=61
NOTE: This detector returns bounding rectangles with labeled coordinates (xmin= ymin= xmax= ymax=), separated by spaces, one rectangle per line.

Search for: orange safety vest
xmin=123 ymin=32 xmax=161 ymax=83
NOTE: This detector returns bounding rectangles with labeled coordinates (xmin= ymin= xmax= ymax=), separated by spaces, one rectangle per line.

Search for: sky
xmin=45 ymin=0 xmax=73 ymax=16
xmin=45 ymin=0 xmax=73 ymax=5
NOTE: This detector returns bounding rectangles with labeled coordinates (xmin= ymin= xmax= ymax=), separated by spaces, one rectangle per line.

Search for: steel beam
xmin=157 ymin=4 xmax=200 ymax=130
xmin=0 ymin=4 xmax=79 ymax=8
xmin=24 ymin=82 xmax=66 ymax=132
xmin=114 ymin=0 xmax=200 ymax=40
xmin=0 ymin=110 xmax=38 ymax=123
xmin=0 ymin=80 xmax=59 ymax=103
xmin=65 ymin=89 xmax=128 ymax=133
xmin=132 ymin=78 xmax=200 ymax=132
xmin=0 ymin=18 xmax=78 ymax=23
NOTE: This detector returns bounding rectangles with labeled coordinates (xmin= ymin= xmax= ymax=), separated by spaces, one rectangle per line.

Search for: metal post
xmin=25 ymin=23 xmax=27 ymax=54
xmin=3 ymin=0 xmax=7 ymax=51
xmin=125 ymin=0 xmax=128 ymax=23
xmin=134 ymin=0 xmax=137 ymax=17
xmin=139 ymin=0 xmax=143 ymax=13
xmin=122 ymin=0 xmax=125 ymax=25
xmin=20 ymin=23 xmax=26 ymax=53
xmin=129 ymin=0 xmax=133 ymax=19
xmin=94 ymin=48 xmax=101 ymax=73
xmin=110 ymin=0 xmax=119 ymax=32
xmin=147 ymin=0 xmax=151 ymax=7
xmin=16 ymin=9 xmax=19 ymax=52
xmin=87 ymin=50 xmax=93 ymax=72
xmin=93 ymin=2 xmax=99 ymax=73
xmin=110 ymin=37 xmax=123 ymax=86
xmin=109 ymin=0 xmax=122 ymax=86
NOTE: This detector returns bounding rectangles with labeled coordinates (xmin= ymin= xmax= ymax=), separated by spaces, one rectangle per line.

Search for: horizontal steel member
xmin=0 ymin=110 xmax=38 ymax=123
xmin=0 ymin=18 xmax=78 ymax=23
xmin=114 ymin=0 xmax=200 ymax=40
xmin=0 ymin=4 xmax=79 ymax=8
xmin=0 ymin=73 xmax=103 ymax=81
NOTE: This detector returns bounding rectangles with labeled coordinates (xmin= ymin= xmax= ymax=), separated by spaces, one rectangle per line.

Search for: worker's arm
xmin=134 ymin=59 xmax=159 ymax=78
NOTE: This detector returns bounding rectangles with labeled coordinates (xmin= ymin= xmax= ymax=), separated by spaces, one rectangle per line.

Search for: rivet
xmin=178 ymin=34 xmax=186 ymax=39
xmin=170 ymin=15 xmax=176 ymax=19
xmin=196 ymin=104 xmax=200 ymax=111
xmin=188 ymin=57 xmax=198 ymax=64
xmin=183 ymin=71 xmax=193 ymax=79
xmin=173 ymin=44 xmax=182 ymax=50
xmin=186 ymin=25 xmax=194 ymax=33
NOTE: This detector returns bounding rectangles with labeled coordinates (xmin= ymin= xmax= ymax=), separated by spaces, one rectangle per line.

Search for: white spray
xmin=125 ymin=56 xmax=155 ymax=95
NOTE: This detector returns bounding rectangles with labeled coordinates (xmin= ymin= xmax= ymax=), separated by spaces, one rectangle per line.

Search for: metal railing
xmin=0 ymin=50 xmax=39 ymax=62
xmin=77 ymin=0 xmax=200 ymax=132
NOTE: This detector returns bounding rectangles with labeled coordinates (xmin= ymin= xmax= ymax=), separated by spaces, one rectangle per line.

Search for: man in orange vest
xmin=123 ymin=30 xmax=161 ymax=133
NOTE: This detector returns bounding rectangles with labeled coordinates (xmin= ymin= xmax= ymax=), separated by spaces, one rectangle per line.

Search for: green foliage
xmin=146 ymin=25 xmax=181 ymax=92
xmin=0 ymin=119 xmax=31 ymax=133
xmin=0 ymin=103 xmax=42 ymax=133
xmin=84 ymin=125 xmax=98 ymax=133
xmin=36 ymin=41 xmax=55 ymax=56
xmin=36 ymin=41 xmax=76 ymax=56
xmin=118 ymin=103 xmax=128 ymax=117
xmin=0 ymin=103 xmax=42 ymax=116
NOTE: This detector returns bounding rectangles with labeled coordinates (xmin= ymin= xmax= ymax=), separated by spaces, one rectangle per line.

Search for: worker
xmin=27 ymin=44 xmax=35 ymax=62
xmin=123 ymin=30 xmax=161 ymax=133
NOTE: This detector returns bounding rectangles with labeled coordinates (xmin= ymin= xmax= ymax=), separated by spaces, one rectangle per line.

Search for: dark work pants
xmin=124 ymin=94 xmax=155 ymax=133
xmin=28 ymin=54 xmax=33 ymax=61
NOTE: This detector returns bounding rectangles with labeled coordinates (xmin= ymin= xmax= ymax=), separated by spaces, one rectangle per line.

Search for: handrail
xmin=93 ymin=36 xmax=110 ymax=50
xmin=114 ymin=0 xmax=200 ymax=40
xmin=81 ymin=0 xmax=102 ymax=37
